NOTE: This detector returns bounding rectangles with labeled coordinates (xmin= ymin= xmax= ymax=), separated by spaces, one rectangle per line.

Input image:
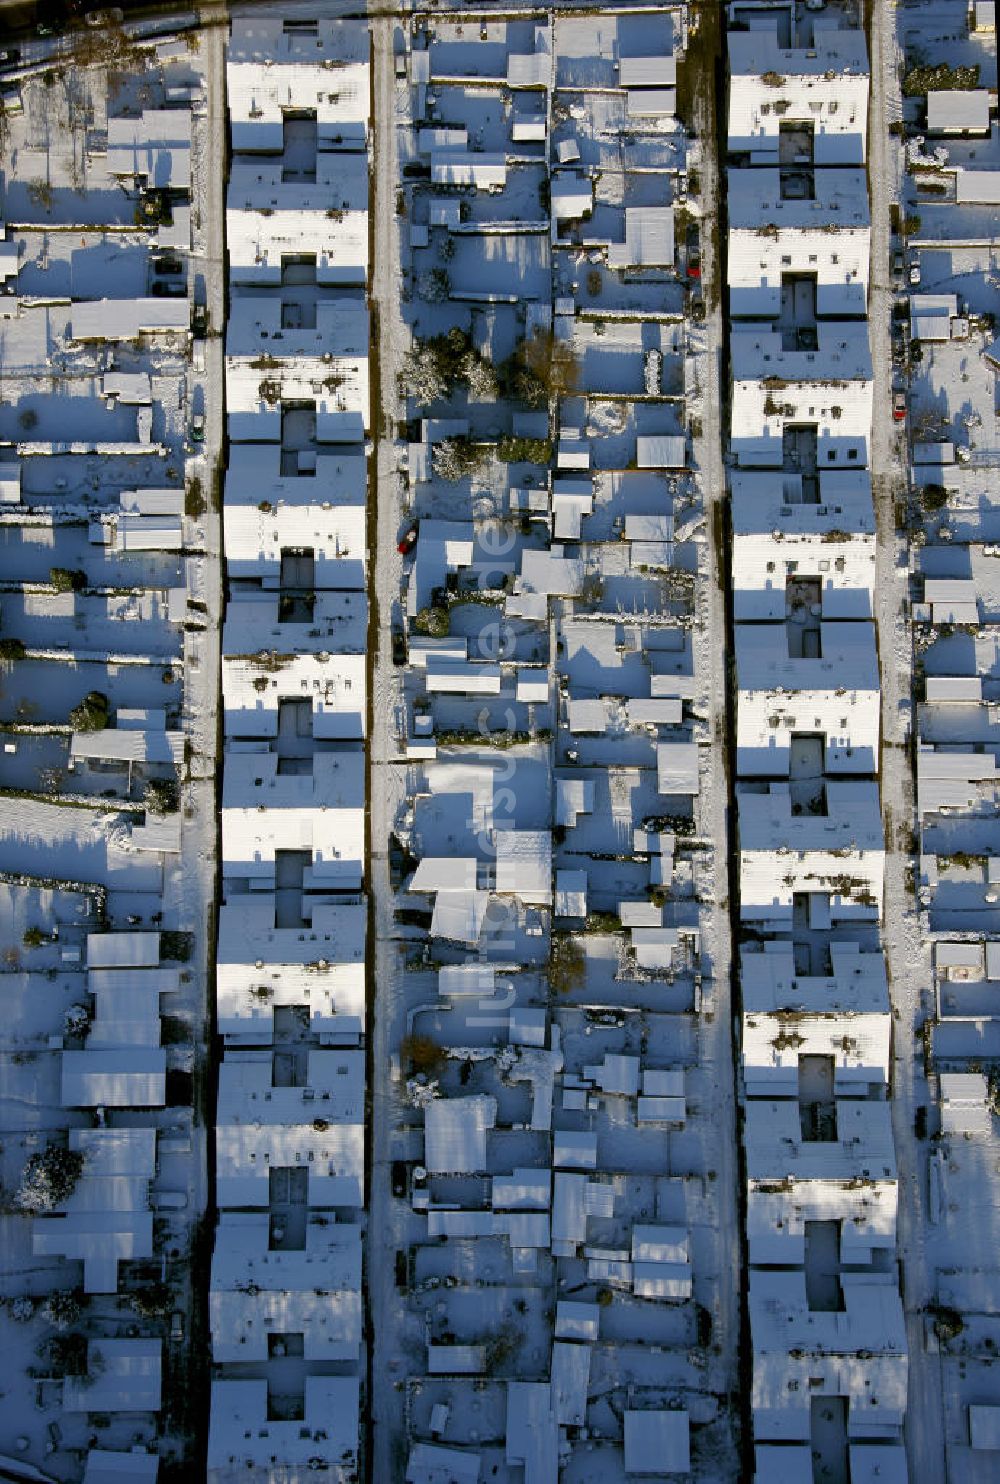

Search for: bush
xmin=497 ymin=436 xmax=552 ymax=465
xmin=549 ymin=936 xmax=586 ymax=995
xmin=500 ymin=330 xmax=579 ymax=408
xmin=401 ymin=1033 xmax=445 ymax=1076
xmin=160 ymin=930 xmax=193 ymax=962
xmin=69 ymin=691 xmax=109 ymax=733
xmin=0 ymin=638 xmax=26 ymax=661
xmin=185 ymin=477 xmax=206 ymax=519
xmin=64 ymin=1004 xmax=90 ymax=1039
xmin=432 ymin=437 xmax=485 ymax=482
xmin=414 ymin=605 xmax=450 ymax=638
xmin=144 ymin=777 xmax=179 ymax=815
xmin=9 ymin=1296 xmax=35 ymax=1322
xmin=16 ymin=1146 xmax=85 ymax=1212
xmin=417 ymin=267 xmax=451 ymax=303
xmin=22 ymin=927 xmax=45 ymax=949
xmin=903 ymin=62 xmax=979 ymax=96
xmin=399 ymin=328 xmax=496 ymax=406
xmin=130 ymin=1282 xmax=171 ymax=1319
xmin=49 ymin=567 xmax=86 ymax=594
xmin=43 ymin=1291 xmax=82 ymax=1330
xmin=36 ymin=1332 xmax=88 ymax=1377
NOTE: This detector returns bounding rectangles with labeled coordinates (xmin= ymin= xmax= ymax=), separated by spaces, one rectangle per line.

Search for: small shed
xmin=624 ymin=1410 xmax=690 ymax=1476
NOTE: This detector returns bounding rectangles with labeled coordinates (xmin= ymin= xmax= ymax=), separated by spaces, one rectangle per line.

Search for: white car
xmin=909 ymin=260 xmax=921 ymax=286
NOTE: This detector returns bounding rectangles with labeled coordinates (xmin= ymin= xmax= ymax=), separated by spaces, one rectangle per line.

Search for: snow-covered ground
xmin=0 ymin=15 xmax=218 ymax=1478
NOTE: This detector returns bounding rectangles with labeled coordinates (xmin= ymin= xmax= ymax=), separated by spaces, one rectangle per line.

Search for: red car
xmin=397 ymin=524 xmax=419 ymax=555
xmin=892 ymin=391 xmax=907 ymax=422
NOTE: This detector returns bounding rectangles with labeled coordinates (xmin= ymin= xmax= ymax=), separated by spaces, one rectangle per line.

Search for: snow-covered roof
xmin=607 ymin=206 xmax=674 ymax=268
xmin=739 ymin=778 xmax=883 ymax=852
xmin=624 ymin=1410 xmax=690 ymax=1475
xmin=406 ymin=1444 xmax=482 ymax=1484
xmin=210 ymin=1211 xmax=361 ymax=1363
xmin=506 ymin=1382 xmax=558 ymax=1484
xmin=87 ymin=931 xmax=160 ymax=969
xmin=495 ymin=829 xmax=552 ymax=904
xmin=731 ymin=323 xmax=873 ymax=384
xmin=227 ymin=16 xmax=369 ymax=151
xmin=215 ymin=1050 xmax=364 ymax=1209
xmin=33 ymin=1127 xmax=154 ymax=1293
xmin=424 ymin=1096 xmax=497 ymax=1173
xmin=208 ymin=1377 xmax=359 ymax=1478
xmin=656 ymin=741 xmax=700 ymax=795
xmin=107 ymin=110 xmax=191 ymax=190
xmin=71 ymin=299 xmax=189 ymax=340
xmin=227 ymin=156 xmax=368 ymax=284
xmin=63 ymin=1339 xmax=161 ymax=1414
xmin=745 ymin=1098 xmax=896 ymax=1181
xmin=727 ymin=166 xmax=869 ymax=230
xmin=62 ymin=1049 xmax=166 ymax=1108
xmin=83 ymin=1452 xmax=159 ymax=1484
xmin=736 ymin=620 xmax=879 ymax=693
xmin=216 ymin=899 xmax=365 ymax=1044
xmin=751 ymin=1272 xmax=907 ymax=1439
xmin=222 ymin=748 xmax=365 ymax=889
xmin=927 ymin=89 xmax=990 ymax=133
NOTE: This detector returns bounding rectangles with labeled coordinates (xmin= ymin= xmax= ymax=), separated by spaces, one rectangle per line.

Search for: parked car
xmin=891 ymin=249 xmax=904 ymax=287
xmin=909 ymin=256 xmax=921 ymax=286
xmin=190 ymin=414 xmax=205 ymax=442
xmin=151 ymin=280 xmax=186 ymax=298
xmin=892 ymin=391 xmax=907 ymax=422
xmin=391 ymin=1160 xmax=407 ymax=1198
xmin=153 ymin=257 xmax=183 ymax=276
xmin=394 ymin=1250 xmax=408 ymax=1288
xmin=391 ymin=625 xmax=407 ymax=666
xmin=170 ymin=1311 xmax=184 ymax=1344
xmin=397 ymin=523 xmax=419 ymax=556
xmin=685 ymin=221 xmax=701 ymax=279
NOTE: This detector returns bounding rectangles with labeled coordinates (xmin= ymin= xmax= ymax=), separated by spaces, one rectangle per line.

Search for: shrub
xmin=49 ymin=567 xmax=86 ymax=594
xmin=432 ymin=437 xmax=485 ymax=481
xmin=64 ymin=1004 xmax=91 ymax=1039
xmin=22 ymin=927 xmax=45 ymax=949
xmin=399 ymin=328 xmax=496 ymax=406
xmin=0 ymin=638 xmax=26 ymax=661
xmin=501 ymin=330 xmax=579 ymax=408
xmin=497 ymin=436 xmax=552 ymax=465
xmin=130 ymin=1282 xmax=171 ymax=1319
xmin=69 ymin=691 xmax=109 ymax=733
xmin=417 ymin=267 xmax=451 ymax=303
xmin=903 ymin=62 xmax=979 ymax=96
xmin=414 ymin=605 xmax=450 ymax=638
xmin=43 ymin=1291 xmax=82 ymax=1330
xmin=144 ymin=777 xmax=179 ymax=815
xmin=185 ymin=477 xmax=206 ymax=519
xmin=16 ymin=1146 xmax=85 ymax=1212
xmin=9 ymin=1296 xmax=35 ymax=1322
xmin=36 ymin=1332 xmax=88 ymax=1377
xmin=549 ymin=936 xmax=585 ymax=995
xmin=401 ymin=1033 xmax=445 ymax=1076
xmin=160 ymin=930 xmax=193 ymax=962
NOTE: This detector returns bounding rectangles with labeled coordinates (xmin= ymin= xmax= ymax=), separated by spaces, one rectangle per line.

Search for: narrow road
xmin=868 ymin=3 xmax=944 ymax=1477
xmin=368 ymin=13 xmax=409 ymax=1483
xmin=688 ymin=26 xmax=741 ymax=1460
